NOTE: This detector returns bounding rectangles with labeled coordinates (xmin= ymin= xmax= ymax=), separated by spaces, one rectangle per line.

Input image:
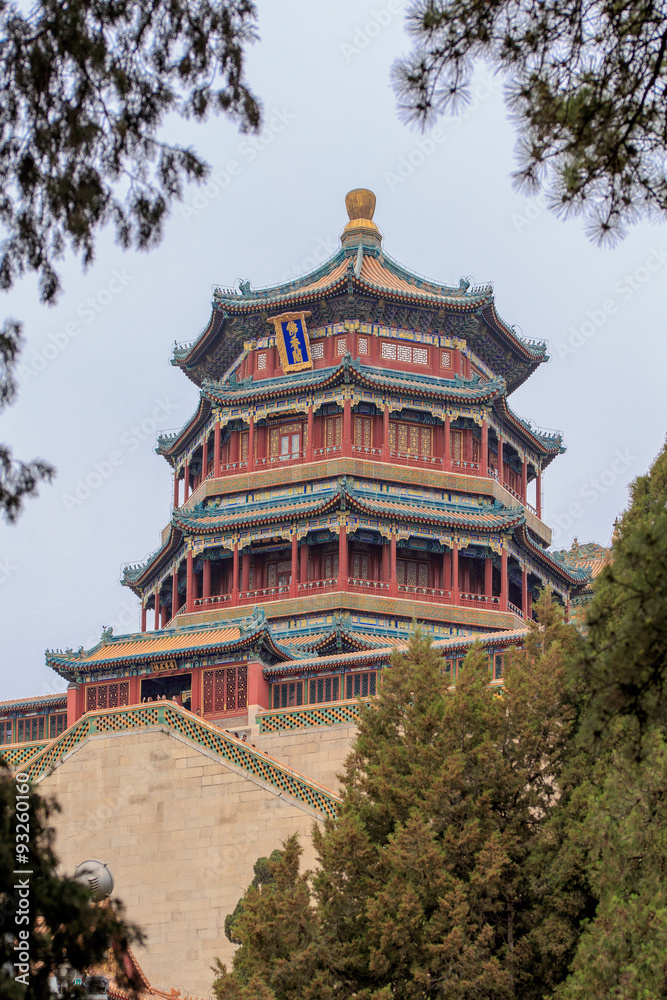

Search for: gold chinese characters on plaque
xmin=268 ymin=311 xmax=313 ymax=373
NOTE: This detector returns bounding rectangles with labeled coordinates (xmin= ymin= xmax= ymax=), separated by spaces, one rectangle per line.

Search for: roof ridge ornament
xmin=340 ymin=188 xmax=382 ymax=249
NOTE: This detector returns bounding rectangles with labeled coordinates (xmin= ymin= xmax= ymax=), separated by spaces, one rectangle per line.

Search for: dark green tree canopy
xmin=0 ymin=0 xmax=260 ymax=305
xmin=0 ymin=0 xmax=261 ymax=521
xmin=393 ymin=1 xmax=667 ymax=242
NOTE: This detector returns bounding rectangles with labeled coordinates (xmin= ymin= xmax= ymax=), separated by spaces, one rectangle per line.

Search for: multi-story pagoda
xmin=33 ymin=188 xmax=586 ymax=729
xmin=0 ymin=191 xmax=592 ymax=993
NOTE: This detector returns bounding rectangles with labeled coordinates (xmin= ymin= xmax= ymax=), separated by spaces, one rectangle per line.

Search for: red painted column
xmin=443 ymin=551 xmax=451 ymax=594
xmin=389 ymin=531 xmax=397 ymax=597
xmin=161 ymin=604 xmax=169 ymax=627
xmin=141 ymin=602 xmax=147 ymax=633
xmin=343 ymin=399 xmax=352 ymax=457
xmin=172 ymin=568 xmax=179 ymax=620
xmin=231 ymin=429 xmax=240 ymax=466
xmin=154 ymin=594 xmax=160 ymax=630
xmin=247 ymin=345 xmax=255 ymax=379
xmin=382 ymin=406 xmax=390 ymax=461
xmin=173 ymin=469 xmax=179 ymax=509
xmin=464 ymin=428 xmax=472 ymax=464
xmin=186 ymin=549 xmax=194 ymax=613
xmin=248 ymin=415 xmax=255 ymax=472
xmin=444 ymin=414 xmax=451 ymax=471
xmin=527 ymin=588 xmax=533 ymax=620
xmin=497 ymin=436 xmax=504 ymax=486
xmin=500 ymin=547 xmax=508 ymax=611
xmin=184 ymin=462 xmax=190 ymax=501
xmin=300 ymin=538 xmax=308 ymax=584
xmin=338 ymin=521 xmax=348 ymax=591
xmin=291 ymin=533 xmax=298 ymax=597
xmin=485 ymin=556 xmax=493 ymax=598
xmin=190 ymin=668 xmax=201 ymax=714
xmin=128 ymin=676 xmax=140 ymax=706
xmin=241 ymin=550 xmax=250 ymax=595
xmin=66 ymin=682 xmax=80 ymax=728
xmin=452 ymin=543 xmax=459 ymax=602
xmin=481 ymin=418 xmax=488 ymax=477
xmin=306 ymin=406 xmax=314 ymax=463
xmin=522 ymin=566 xmax=528 ymax=618
xmin=521 ymin=458 xmax=528 ymax=503
xmin=536 ymin=470 xmax=543 ymax=519
xmin=213 ymin=419 xmax=221 ymax=478
xmin=202 ymin=435 xmax=208 ymax=482
xmin=232 ymin=542 xmax=240 ymax=604
xmin=382 ymin=539 xmax=390 ymax=584
xmin=203 ymin=558 xmax=211 ymax=600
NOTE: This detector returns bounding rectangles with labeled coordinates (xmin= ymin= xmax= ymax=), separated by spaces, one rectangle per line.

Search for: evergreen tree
xmin=582 ymin=437 xmax=667 ymax=741
xmin=0 ymin=762 xmax=143 ymax=1000
xmin=542 ymin=438 xmax=667 ymax=999
xmin=224 ymin=849 xmax=284 ymax=945
xmin=217 ymin=604 xmax=584 ymax=999
xmin=0 ymin=0 xmax=260 ymax=521
xmin=213 ymin=836 xmax=327 ymax=1000
xmin=393 ymin=1 xmax=667 ymax=243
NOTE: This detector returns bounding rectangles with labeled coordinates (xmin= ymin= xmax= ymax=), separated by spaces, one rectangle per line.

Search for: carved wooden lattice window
xmin=0 ymin=720 xmax=12 ymax=745
xmin=441 ymin=350 xmax=452 ymax=367
xmin=256 ymin=352 xmax=267 ymax=370
xmin=240 ymin=431 xmax=248 ymax=461
xmin=19 ymin=716 xmax=45 ymax=741
xmin=309 ymin=675 xmax=340 ymax=704
xmin=472 ymin=437 xmax=481 ymax=463
xmin=86 ymin=682 xmax=129 ymax=712
xmin=358 ymin=336 xmax=369 ymax=355
xmin=337 ymin=337 xmax=347 ymax=355
xmin=269 ymin=422 xmax=301 ymax=459
xmin=352 ymin=553 xmax=370 ymax=579
xmin=345 ymin=671 xmax=377 ymax=699
xmin=267 ymin=560 xmax=291 ymax=589
xmin=450 ymin=430 xmax=463 ymax=460
xmin=390 ymin=422 xmax=431 ymax=457
xmin=354 ymin=416 xmax=372 ymax=449
xmin=325 ymin=417 xmax=342 ymax=448
xmin=49 ymin=713 xmax=66 ymax=739
xmin=273 ymin=681 xmax=303 ymax=709
xmin=397 ymin=559 xmax=429 ymax=588
xmin=323 ymin=552 xmax=339 ymax=579
xmin=203 ymin=665 xmax=248 ymax=714
xmin=311 ymin=341 xmax=324 ymax=359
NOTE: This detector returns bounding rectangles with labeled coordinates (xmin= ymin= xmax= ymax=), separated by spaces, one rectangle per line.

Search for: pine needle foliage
xmin=393 ymin=1 xmax=667 ymax=243
xmin=581 ymin=436 xmax=667 ymax=743
xmin=217 ymin=604 xmax=587 ymax=1000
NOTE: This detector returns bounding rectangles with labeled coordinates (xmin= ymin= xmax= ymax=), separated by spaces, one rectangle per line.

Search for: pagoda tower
xmin=0 ymin=191 xmax=591 ymax=995
xmin=37 ymin=189 xmax=590 ymax=727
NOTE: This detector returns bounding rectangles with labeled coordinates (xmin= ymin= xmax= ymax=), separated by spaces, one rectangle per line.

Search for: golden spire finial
xmin=341 ymin=188 xmax=382 ymax=248
xmin=345 ymin=189 xmax=376 ymax=222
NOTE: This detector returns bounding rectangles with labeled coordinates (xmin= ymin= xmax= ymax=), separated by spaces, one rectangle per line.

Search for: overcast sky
xmin=2 ymin=0 xmax=666 ymax=702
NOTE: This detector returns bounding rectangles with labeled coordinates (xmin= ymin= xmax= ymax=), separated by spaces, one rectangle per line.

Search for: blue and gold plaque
xmin=268 ymin=311 xmax=313 ymax=373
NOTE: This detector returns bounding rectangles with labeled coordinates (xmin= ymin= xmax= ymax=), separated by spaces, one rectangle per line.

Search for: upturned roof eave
xmin=45 ymin=622 xmax=294 ymax=677
xmin=156 ymin=396 xmax=212 ymax=463
xmin=262 ymin=627 xmax=530 ymax=677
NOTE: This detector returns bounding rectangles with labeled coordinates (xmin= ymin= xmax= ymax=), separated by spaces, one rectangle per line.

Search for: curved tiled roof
xmin=0 ymin=692 xmax=67 ymax=714
xmin=172 ymin=241 xmax=547 ymax=392
xmin=171 ymin=479 xmax=524 ymax=535
xmin=263 ymin=627 xmax=530 ymax=676
xmin=201 ymin=355 xmax=506 ymax=408
xmin=45 ymin=613 xmax=294 ymax=676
